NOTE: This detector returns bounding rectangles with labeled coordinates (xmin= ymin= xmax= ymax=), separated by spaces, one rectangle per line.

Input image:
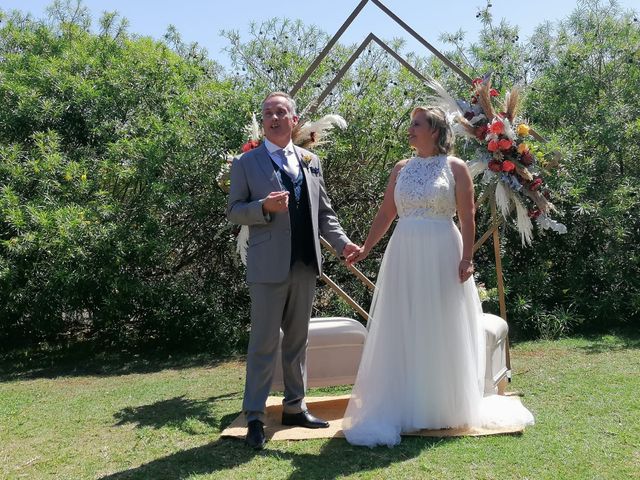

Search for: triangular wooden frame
xmin=290 ymin=0 xmax=547 ymax=371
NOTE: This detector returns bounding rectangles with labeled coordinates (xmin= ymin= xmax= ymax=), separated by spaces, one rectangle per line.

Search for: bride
xmin=343 ymin=106 xmax=534 ymax=447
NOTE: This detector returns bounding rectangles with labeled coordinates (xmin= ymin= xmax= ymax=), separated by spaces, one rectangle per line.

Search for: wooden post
xmin=490 ymin=198 xmax=507 ymax=321
xmin=320 ymin=237 xmax=375 ymax=292
xmin=320 ymin=272 xmax=370 ymax=322
xmin=290 ymin=0 xmax=370 ymax=97
xmin=490 ymin=197 xmax=511 ymax=371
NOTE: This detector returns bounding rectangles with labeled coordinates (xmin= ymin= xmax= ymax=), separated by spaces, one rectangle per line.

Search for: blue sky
xmin=3 ymin=0 xmax=639 ymax=70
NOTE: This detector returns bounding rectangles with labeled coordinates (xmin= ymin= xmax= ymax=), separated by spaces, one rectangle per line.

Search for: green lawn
xmin=1 ymin=333 xmax=638 ymax=479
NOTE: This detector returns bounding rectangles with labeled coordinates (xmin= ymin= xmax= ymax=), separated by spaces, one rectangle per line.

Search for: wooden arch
xmin=290 ymin=0 xmax=546 ymax=370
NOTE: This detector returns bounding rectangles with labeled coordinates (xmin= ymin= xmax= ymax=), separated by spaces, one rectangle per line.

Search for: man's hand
xmin=262 ymin=191 xmax=289 ymax=214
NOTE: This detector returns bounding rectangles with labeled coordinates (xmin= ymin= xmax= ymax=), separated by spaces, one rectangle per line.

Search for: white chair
xmin=271 ymin=313 xmax=509 ymax=394
xmin=482 ymin=313 xmax=510 ymax=394
xmin=271 ymin=317 xmax=367 ymax=391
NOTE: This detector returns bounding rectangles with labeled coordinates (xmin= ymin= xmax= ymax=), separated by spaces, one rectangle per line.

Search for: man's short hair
xmin=262 ymin=91 xmax=297 ymax=116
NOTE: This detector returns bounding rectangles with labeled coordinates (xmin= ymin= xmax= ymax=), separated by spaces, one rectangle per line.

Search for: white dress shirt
xmin=264 ymin=138 xmax=300 ymax=179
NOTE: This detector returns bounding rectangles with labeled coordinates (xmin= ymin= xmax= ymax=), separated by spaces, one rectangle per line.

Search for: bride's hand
xmin=346 ymin=246 xmax=368 ymax=265
xmin=458 ymin=258 xmax=474 ymax=283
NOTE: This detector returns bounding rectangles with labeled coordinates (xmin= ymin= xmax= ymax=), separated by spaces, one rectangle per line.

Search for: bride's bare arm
xmin=347 ymin=160 xmax=407 ymax=264
xmin=449 ymin=157 xmax=476 ymax=282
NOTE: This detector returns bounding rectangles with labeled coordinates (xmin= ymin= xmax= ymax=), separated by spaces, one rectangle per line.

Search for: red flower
xmin=502 ymin=160 xmax=516 ymax=172
xmin=520 ymin=151 xmax=534 ymax=166
xmin=528 ymin=209 xmax=541 ymax=219
xmin=472 ymin=77 xmax=483 ymax=86
xmin=498 ymin=138 xmax=513 ymax=150
xmin=241 ymin=139 xmax=260 ymax=152
xmin=475 ymin=125 xmax=488 ymax=140
xmin=487 ymin=140 xmax=499 ymax=152
xmin=488 ymin=160 xmax=502 ymax=172
xmin=489 ymin=120 xmax=504 ymax=135
xmin=529 ymin=178 xmax=543 ymax=190
xmin=490 ymin=88 xmax=500 ymax=97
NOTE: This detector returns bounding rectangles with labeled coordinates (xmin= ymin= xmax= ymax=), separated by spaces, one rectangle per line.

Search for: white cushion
xmin=271 ymin=317 xmax=367 ymax=391
xmin=271 ymin=314 xmax=509 ymax=394
xmin=482 ymin=313 xmax=509 ymax=394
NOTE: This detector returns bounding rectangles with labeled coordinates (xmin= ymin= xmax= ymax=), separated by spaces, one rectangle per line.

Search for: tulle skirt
xmin=342 ymin=217 xmax=534 ymax=447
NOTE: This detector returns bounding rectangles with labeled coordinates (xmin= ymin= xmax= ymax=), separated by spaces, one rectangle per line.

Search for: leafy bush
xmin=1 ymin=0 xmax=638 ymax=353
xmin=0 ymin=7 xmax=253 ymax=352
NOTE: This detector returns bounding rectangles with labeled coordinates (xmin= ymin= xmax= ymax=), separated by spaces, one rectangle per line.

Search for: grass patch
xmin=1 ymin=333 xmax=638 ymax=479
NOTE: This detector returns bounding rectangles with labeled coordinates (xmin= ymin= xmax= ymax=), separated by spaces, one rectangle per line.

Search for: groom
xmin=227 ymin=91 xmax=358 ymax=449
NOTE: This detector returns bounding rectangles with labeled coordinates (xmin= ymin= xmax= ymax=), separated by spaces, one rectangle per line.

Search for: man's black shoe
xmin=245 ymin=419 xmax=266 ymax=449
xmin=282 ymin=410 xmax=330 ymax=429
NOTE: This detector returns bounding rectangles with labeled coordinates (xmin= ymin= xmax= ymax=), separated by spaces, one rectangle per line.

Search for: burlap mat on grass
xmin=220 ymin=394 xmax=526 ymax=441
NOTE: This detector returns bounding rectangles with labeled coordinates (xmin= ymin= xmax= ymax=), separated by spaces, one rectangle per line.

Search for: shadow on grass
xmin=113 ymin=393 xmax=242 ymax=432
xmin=577 ymin=330 xmax=640 ymax=355
xmin=98 ymin=435 xmax=453 ymax=480
xmin=0 ymin=341 xmax=244 ymax=381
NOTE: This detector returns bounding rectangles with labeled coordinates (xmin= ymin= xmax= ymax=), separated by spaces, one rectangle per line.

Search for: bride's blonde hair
xmin=410 ymin=106 xmax=454 ymax=154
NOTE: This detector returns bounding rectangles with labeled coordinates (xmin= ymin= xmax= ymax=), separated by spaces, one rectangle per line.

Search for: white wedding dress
xmin=342 ymin=154 xmax=534 ymax=447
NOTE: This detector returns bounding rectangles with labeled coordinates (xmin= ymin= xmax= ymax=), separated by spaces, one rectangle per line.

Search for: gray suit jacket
xmin=227 ymin=143 xmax=350 ymax=283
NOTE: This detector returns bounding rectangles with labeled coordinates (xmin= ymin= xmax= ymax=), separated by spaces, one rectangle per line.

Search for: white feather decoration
xmin=502 ymin=117 xmax=516 ymax=140
xmin=537 ymin=214 xmax=567 ymax=234
xmin=467 ymin=158 xmax=488 ymax=178
xmin=423 ymin=77 xmax=464 ymax=117
xmin=495 ymin=181 xmax=513 ymax=219
xmin=451 ymin=123 xmax=471 ymax=137
xmin=481 ymin=169 xmax=495 ymax=184
xmin=236 ymin=225 xmax=249 ymax=265
xmin=293 ymin=114 xmax=347 ymax=146
xmin=513 ymin=195 xmax=534 ymax=246
xmin=243 ymin=113 xmax=261 ymax=141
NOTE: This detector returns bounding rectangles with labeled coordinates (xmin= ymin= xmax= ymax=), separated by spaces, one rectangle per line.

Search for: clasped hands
xmin=347 ymin=245 xmax=475 ymax=285
xmin=345 ymin=245 xmax=368 ymax=265
xmin=262 ymin=192 xmax=474 ymax=280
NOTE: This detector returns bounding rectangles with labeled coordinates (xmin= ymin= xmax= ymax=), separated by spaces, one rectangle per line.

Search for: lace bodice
xmin=394 ymin=155 xmax=456 ymax=219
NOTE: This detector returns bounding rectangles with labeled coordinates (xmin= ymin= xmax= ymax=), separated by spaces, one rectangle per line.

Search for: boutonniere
xmin=302 ymin=153 xmax=313 ymax=165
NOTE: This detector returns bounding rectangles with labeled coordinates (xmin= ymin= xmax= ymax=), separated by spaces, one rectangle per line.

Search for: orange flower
xmin=489 ymin=120 xmax=504 ymax=135
xmin=517 ymin=142 xmax=530 ymax=154
xmin=498 ymin=138 xmax=513 ymax=150
xmin=502 ymin=160 xmax=516 ymax=172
